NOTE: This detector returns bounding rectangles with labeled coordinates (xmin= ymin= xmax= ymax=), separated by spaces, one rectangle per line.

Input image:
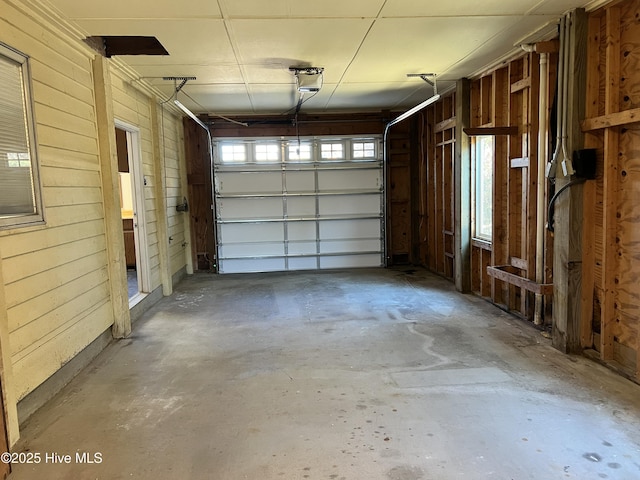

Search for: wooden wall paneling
xmin=435 ymin=119 xmax=445 ymax=274
xmin=581 ymin=13 xmax=604 ymax=349
xmin=444 ymin=135 xmax=454 ymax=278
xmin=410 ymin=117 xmax=422 ymax=264
xmin=600 ymin=6 xmax=621 ymax=361
xmin=417 ymin=112 xmax=429 ymax=265
xmin=617 ymin=0 xmax=640 ymax=377
xmin=184 ymin=118 xmax=215 ymax=271
xmin=388 ymin=127 xmax=412 ymax=264
xmin=471 ymin=245 xmax=480 ymax=294
xmin=426 ymin=107 xmax=438 ymax=272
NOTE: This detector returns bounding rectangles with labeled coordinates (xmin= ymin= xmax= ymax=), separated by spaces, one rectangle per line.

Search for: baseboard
xmin=17 ymin=328 xmax=113 ymax=426
xmin=172 ymin=265 xmax=187 ymax=287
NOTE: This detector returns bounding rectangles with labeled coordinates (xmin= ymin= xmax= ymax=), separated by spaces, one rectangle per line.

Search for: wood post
xmin=455 ymin=79 xmax=471 ymax=292
xmin=599 ymin=6 xmax=621 ymax=361
xmin=92 ymin=55 xmax=131 ymax=339
xmin=552 ymin=9 xmax=588 ymax=353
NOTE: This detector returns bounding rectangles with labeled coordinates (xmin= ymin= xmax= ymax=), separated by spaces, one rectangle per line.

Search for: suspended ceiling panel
xmin=46 ymin=0 xmax=606 ymax=115
xmin=47 ymin=0 xmax=223 ymax=18
xmin=381 ymin=0 xmax=555 ymax=16
xmin=223 ymin=0 xmax=386 ymax=18
xmin=342 ymin=17 xmax=518 ymax=84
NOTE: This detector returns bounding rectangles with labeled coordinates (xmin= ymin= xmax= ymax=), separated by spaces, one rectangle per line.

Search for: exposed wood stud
xmin=600 ymin=5 xmax=621 ymax=361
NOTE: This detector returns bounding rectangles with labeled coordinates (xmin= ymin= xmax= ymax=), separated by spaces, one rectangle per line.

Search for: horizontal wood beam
xmin=435 ymin=117 xmax=457 ymax=133
xmin=581 ymin=107 xmax=640 ymax=131
xmin=463 ymin=126 xmax=518 ymax=136
xmin=511 ymin=77 xmax=531 ymax=93
xmin=510 ymin=157 xmax=530 ymax=168
xmin=487 ymin=265 xmax=553 ymax=295
xmin=510 ymin=257 xmax=528 ymax=270
xmin=535 ymin=40 xmax=560 ymax=53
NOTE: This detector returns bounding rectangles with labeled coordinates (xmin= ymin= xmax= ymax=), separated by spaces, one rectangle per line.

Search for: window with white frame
xmin=287 ymin=142 xmax=312 ymax=161
xmin=320 ymin=142 xmax=344 ymax=160
xmin=220 ymin=143 xmax=246 ymax=163
xmin=255 ymin=143 xmax=280 ymax=162
xmin=473 ymin=136 xmax=494 ymax=241
xmin=0 ymin=43 xmax=43 ymax=228
xmin=353 ymin=141 xmax=376 ymax=159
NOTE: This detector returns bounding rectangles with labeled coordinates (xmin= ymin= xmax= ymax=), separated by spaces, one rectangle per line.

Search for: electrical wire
xmin=546 ymin=177 xmax=586 ymax=232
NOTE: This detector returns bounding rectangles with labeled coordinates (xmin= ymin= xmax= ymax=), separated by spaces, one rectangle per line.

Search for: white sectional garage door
xmin=213 ymin=136 xmax=384 ymax=274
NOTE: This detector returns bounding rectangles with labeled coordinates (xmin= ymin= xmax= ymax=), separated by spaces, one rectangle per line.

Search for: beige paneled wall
xmin=0 ymin=0 xmax=112 ymax=404
xmin=110 ymin=70 xmax=163 ymax=290
xmin=0 ymin=0 xmax=189 ymax=445
xmin=159 ymin=107 xmax=190 ymax=276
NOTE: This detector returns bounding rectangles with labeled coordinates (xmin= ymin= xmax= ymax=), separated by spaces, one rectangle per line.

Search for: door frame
xmin=115 ymin=120 xmax=151 ymax=299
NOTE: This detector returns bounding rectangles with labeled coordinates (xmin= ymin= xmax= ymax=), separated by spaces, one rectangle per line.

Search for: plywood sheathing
xmin=581 ymin=0 xmax=640 ymax=380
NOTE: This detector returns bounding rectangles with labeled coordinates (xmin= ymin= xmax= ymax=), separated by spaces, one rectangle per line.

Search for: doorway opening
xmin=115 ymin=123 xmax=150 ymax=304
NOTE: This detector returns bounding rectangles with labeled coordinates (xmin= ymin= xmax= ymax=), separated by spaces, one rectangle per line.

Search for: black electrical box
xmin=573 ymin=149 xmax=597 ymax=180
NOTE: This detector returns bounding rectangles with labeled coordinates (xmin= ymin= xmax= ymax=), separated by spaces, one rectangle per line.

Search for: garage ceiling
xmin=46 ymin=0 xmax=605 ymax=115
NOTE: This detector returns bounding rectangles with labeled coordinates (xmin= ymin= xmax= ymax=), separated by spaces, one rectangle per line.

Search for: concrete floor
xmin=10 ymin=268 xmax=640 ymax=480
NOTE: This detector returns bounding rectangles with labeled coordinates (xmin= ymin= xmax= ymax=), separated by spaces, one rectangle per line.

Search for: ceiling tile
xmin=443 ymin=15 xmax=559 ymax=79
xmin=230 ymin=18 xmax=374 ymax=83
xmin=75 ymin=19 xmax=236 ymax=64
xmin=380 ymin=0 xmax=541 ymax=17
xmin=175 ymin=84 xmax=253 ymax=114
xmin=342 ymin=16 xmax=515 ymax=83
xmin=327 ymin=82 xmax=427 ymax=110
xmin=530 ymin=0 xmax=595 ymax=15
xmin=127 ymin=64 xmax=245 ymax=86
xmin=49 ymin=0 xmax=222 ymax=19
xmin=224 ymin=0 xmax=385 ymax=18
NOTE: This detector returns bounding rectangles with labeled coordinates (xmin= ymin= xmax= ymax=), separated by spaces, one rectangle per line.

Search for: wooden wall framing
xmin=464 ymin=52 xmax=556 ymax=323
xmin=419 ymin=93 xmax=457 ymax=279
xmin=581 ymin=0 xmax=640 ymax=380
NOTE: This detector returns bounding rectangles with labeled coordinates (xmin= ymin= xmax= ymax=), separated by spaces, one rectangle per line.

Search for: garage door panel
xmin=285 ymin=171 xmax=315 ymax=192
xmin=320 ymin=239 xmax=381 ymax=254
xmin=319 ymin=219 xmax=381 ymax=240
xmin=288 ymin=222 xmax=316 ymax=241
xmin=317 ymin=169 xmax=381 ymax=191
xmin=320 ymin=254 xmax=381 ymax=269
xmin=287 ymin=241 xmax=317 ymax=255
xmin=318 ymin=195 xmax=380 ymax=216
xmin=219 ymin=257 xmax=285 ymax=274
xmin=218 ymin=197 xmax=283 ymax=220
xmin=219 ymin=242 xmax=285 ymax=258
xmin=287 ymin=197 xmax=316 ymax=217
xmin=287 ymin=257 xmax=318 ymax=271
xmin=216 ymin=171 xmax=282 ymax=194
xmin=219 ymin=223 xmax=284 ymax=243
